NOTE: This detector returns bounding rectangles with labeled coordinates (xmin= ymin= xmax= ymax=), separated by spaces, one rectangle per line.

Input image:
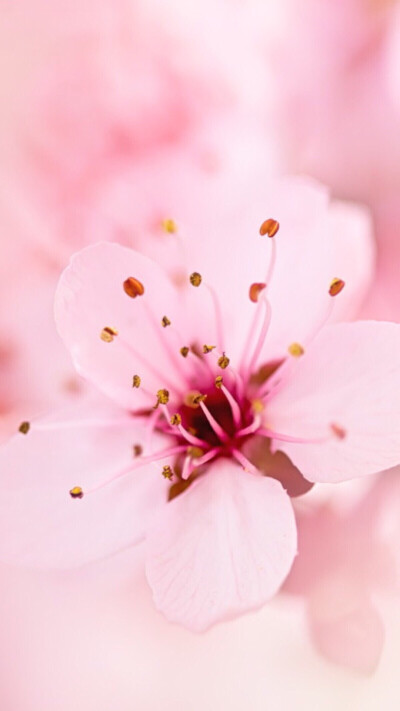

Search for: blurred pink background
xmin=1 ymin=1 xmax=400 ymax=707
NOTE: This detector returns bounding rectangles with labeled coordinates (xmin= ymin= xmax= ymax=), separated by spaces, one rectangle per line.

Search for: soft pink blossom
xmin=272 ymin=0 xmax=400 ymax=320
xmin=1 ymin=178 xmax=397 ymax=632
xmin=285 ymin=468 xmax=400 ymax=673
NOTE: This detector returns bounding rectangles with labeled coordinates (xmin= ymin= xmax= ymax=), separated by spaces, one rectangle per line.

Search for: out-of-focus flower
xmin=1 ymin=178 xmax=398 ymax=632
xmin=285 ymin=467 xmax=400 ymax=673
xmin=272 ymin=0 xmax=400 ymax=320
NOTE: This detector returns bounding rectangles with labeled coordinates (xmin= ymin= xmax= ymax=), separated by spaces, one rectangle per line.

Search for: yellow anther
xmin=170 ymin=413 xmax=182 ymax=426
xmin=288 ymin=342 xmax=304 ymax=357
xmin=203 ymin=344 xmax=216 ymax=354
xmin=132 ymin=374 xmax=141 ymax=388
xmin=69 ymin=486 xmax=84 ymax=499
xmin=249 ymin=282 xmax=267 ymax=303
xmin=259 ymin=218 xmax=280 ymax=238
xmin=218 ymin=353 xmax=230 ymax=369
xmin=162 ymin=465 xmax=174 ymax=480
xmin=187 ymin=446 xmax=204 ymax=458
xmin=329 ymin=278 xmax=345 ymax=297
xmin=133 ymin=444 xmax=143 ymax=457
xmin=189 ymin=272 xmax=202 ymax=287
xmin=155 ymin=389 xmax=170 ymax=407
xmin=252 ymin=399 xmax=265 ymax=414
xmin=100 ymin=326 xmax=118 ymax=343
xmin=184 ymin=391 xmax=204 ymax=408
xmin=161 ymin=218 xmax=177 ymax=234
xmin=215 ymin=375 xmax=223 ymax=389
xmin=161 ymin=316 xmax=171 ymax=328
xmin=18 ymin=421 xmax=30 ymax=435
xmin=123 ymin=276 xmax=145 ymax=298
xmin=192 ymin=393 xmax=207 ymax=406
xmin=180 ymin=346 xmax=189 ymax=358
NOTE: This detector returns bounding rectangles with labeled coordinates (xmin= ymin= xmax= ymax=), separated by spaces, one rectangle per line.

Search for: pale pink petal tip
xmin=308 ymin=578 xmax=385 ymax=675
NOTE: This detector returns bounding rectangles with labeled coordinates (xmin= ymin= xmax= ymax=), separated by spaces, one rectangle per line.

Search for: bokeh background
xmin=1 ymin=1 xmax=400 ymax=708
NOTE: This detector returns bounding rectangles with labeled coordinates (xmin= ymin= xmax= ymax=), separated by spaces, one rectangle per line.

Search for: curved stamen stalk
xmin=220 ymin=384 xmax=242 ymax=429
xmin=160 ymin=404 xmax=209 ymax=448
xmin=258 ymin=427 xmax=329 ymax=444
xmin=198 ymin=400 xmax=230 ymax=443
xmin=231 ymin=448 xmax=257 ymax=473
xmin=237 ymin=415 xmax=262 ymax=437
xmin=118 ymin=335 xmax=181 ymax=395
xmin=142 ymin=302 xmax=192 ymax=387
xmin=239 ymin=235 xmax=277 ymax=373
xmin=183 ymin=447 xmax=219 ymax=480
xmin=204 ymin=283 xmax=225 ymax=352
xmin=82 ymin=444 xmax=188 ymax=496
xmin=244 ymin=297 xmax=272 ymax=377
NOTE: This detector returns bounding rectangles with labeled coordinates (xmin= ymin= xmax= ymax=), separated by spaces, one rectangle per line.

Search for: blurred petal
xmin=308 ymin=576 xmax=385 ymax=675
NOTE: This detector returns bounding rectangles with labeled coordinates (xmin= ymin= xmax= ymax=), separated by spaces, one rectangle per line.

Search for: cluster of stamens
xmin=17 ymin=216 xmax=347 ymax=500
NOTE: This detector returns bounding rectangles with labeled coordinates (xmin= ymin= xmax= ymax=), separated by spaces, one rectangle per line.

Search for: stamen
xmin=249 ymin=282 xmax=266 ymax=303
xmin=258 ymin=427 xmax=329 ymax=444
xmin=215 ymin=375 xmax=223 ymax=389
xmin=154 ymin=389 xmax=170 ymax=408
xmin=180 ymin=346 xmax=189 ymax=358
xmin=186 ymin=446 xmax=205 ymax=458
xmin=170 ymin=413 xmax=182 ymax=425
xmin=220 ymin=384 xmax=242 ymax=429
xmin=184 ymin=391 xmax=205 ymax=408
xmin=18 ymin=421 xmax=30 ymax=435
xmin=203 ymin=283 xmax=225 ymax=351
xmin=192 ymin=393 xmax=208 ymax=406
xmin=69 ymin=486 xmax=84 ymax=499
xmin=288 ymin=342 xmax=304 ymax=357
xmin=79 ymin=444 xmax=188 ymax=496
xmin=203 ymin=344 xmax=216 ymax=354
xmin=182 ymin=447 xmax=219 ymax=479
xmin=237 ymin=414 xmax=262 ymax=437
xmin=100 ymin=326 xmax=118 ymax=343
xmin=132 ymin=374 xmax=141 ymax=388
xmin=218 ymin=353 xmax=230 ymax=369
xmin=161 ymin=218 xmax=177 ymax=234
xmin=118 ymin=335 xmax=179 ymax=394
xmin=161 ymin=403 xmax=209 ymax=447
xmin=329 ymin=278 xmax=345 ymax=297
xmin=189 ymin=272 xmax=202 ymax=287
xmin=231 ymin=449 xmax=257 ymax=473
xmin=161 ymin=316 xmax=171 ymax=328
xmin=133 ymin=444 xmax=143 ymax=457
xmin=259 ymin=218 xmax=280 ymax=237
xmin=245 ymin=297 xmax=272 ymax=375
xmin=162 ymin=465 xmax=174 ymax=480
xmin=198 ymin=400 xmax=229 ymax=442
xmin=123 ymin=276 xmax=145 ymax=298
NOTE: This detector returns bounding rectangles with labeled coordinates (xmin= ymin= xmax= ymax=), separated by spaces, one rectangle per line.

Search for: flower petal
xmin=0 ymin=400 xmax=168 ymax=568
xmin=328 ymin=200 xmax=375 ymax=322
xmin=55 ymin=242 xmax=196 ymax=410
xmin=308 ymin=576 xmax=385 ymax=675
xmin=266 ymin=321 xmax=400 ymax=482
xmin=145 ymin=459 xmax=297 ymax=631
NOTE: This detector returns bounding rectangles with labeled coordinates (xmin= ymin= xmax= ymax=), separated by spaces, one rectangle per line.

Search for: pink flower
xmin=1 ymin=178 xmax=398 ymax=632
xmin=284 ymin=468 xmax=400 ymax=673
